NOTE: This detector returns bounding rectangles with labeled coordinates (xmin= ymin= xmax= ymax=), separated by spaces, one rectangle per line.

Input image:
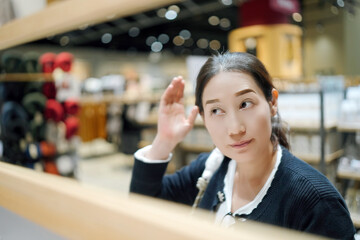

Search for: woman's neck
xmin=231 ymin=143 xmax=277 ymax=211
xmin=235 ymin=143 xmax=277 ymax=182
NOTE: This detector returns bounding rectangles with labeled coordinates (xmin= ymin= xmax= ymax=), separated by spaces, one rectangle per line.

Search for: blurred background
xmin=1 ymin=0 xmax=360 ymax=230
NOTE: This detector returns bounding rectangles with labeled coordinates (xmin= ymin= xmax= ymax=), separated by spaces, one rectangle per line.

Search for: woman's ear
xmin=270 ymin=89 xmax=278 ymax=117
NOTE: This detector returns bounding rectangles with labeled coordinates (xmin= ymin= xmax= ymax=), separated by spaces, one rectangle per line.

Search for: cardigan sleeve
xmin=130 ymin=152 xmax=209 ymax=206
xmin=298 ymin=196 xmax=355 ymax=239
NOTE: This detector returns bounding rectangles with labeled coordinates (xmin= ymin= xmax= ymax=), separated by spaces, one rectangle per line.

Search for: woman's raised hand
xmin=146 ymin=76 xmax=199 ymax=160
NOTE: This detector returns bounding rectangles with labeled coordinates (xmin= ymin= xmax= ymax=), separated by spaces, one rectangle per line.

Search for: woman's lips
xmin=229 ymin=139 xmax=252 ymax=149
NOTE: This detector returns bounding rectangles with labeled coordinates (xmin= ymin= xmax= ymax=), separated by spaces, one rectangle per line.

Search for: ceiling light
xmin=208 ymin=16 xmax=220 ymax=26
xmin=337 ymin=0 xmax=344 ymax=7
xmin=173 ymin=36 xmax=185 ymax=46
xmin=292 ymin=13 xmax=302 ymax=22
xmin=157 ymin=8 xmax=166 ymax=18
xmin=165 ymin=10 xmax=177 ymax=20
xmin=129 ymin=27 xmax=140 ymax=37
xmin=331 ymin=6 xmax=339 ymax=15
xmin=101 ymin=33 xmax=112 ymax=44
xmin=245 ymin=37 xmax=257 ymax=49
xmin=151 ymin=42 xmax=163 ymax=52
xmin=168 ymin=5 xmax=180 ymax=13
xmin=220 ymin=18 xmax=231 ymax=28
xmin=179 ymin=29 xmax=191 ymax=40
xmin=158 ymin=34 xmax=169 ymax=44
xmin=184 ymin=38 xmax=194 ymax=47
xmin=78 ymin=24 xmax=89 ymax=30
xmin=209 ymin=40 xmax=221 ymax=50
xmin=221 ymin=0 xmax=232 ymax=6
xmin=60 ymin=36 xmax=70 ymax=46
xmin=146 ymin=36 xmax=157 ymax=46
xmin=197 ymin=38 xmax=209 ymax=49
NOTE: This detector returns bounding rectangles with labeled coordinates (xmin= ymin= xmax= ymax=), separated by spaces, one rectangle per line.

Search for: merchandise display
xmin=0 ymin=50 xmax=80 ymax=177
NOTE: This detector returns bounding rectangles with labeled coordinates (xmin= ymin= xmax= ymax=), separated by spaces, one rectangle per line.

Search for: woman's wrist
xmin=145 ymin=135 xmax=177 ymax=160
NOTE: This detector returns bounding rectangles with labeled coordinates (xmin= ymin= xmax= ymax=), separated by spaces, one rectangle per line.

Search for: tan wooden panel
xmin=0 ymin=161 xmax=327 ymax=239
xmin=0 ymin=0 xmax=181 ymax=50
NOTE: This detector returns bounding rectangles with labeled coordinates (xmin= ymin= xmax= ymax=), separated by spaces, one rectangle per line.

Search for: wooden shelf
xmin=337 ymin=170 xmax=360 ymax=181
xmin=0 ymin=73 xmax=53 ymax=82
xmin=0 ymin=0 xmax=180 ymax=50
xmin=337 ymin=122 xmax=360 ymax=132
xmin=350 ymin=213 xmax=360 ymax=228
xmin=287 ymin=122 xmax=338 ymax=132
xmin=293 ymin=149 xmax=344 ymax=164
xmin=80 ymin=93 xmax=161 ymax=105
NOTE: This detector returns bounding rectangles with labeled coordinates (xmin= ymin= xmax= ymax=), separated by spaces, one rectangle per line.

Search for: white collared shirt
xmin=216 ymin=145 xmax=282 ymax=226
xmin=135 ymin=144 xmax=282 ymax=227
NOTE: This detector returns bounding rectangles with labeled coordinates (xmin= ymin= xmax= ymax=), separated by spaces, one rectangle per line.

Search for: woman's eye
xmin=240 ymin=101 xmax=253 ymax=109
xmin=211 ymin=108 xmax=223 ymax=115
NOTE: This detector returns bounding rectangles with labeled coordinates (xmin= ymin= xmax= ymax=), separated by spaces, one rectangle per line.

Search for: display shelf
xmin=80 ymin=93 xmax=161 ymax=105
xmin=287 ymin=122 xmax=338 ymax=132
xmin=0 ymin=0 xmax=180 ymax=50
xmin=0 ymin=73 xmax=53 ymax=82
xmin=337 ymin=170 xmax=360 ymax=181
xmin=294 ymin=149 xmax=344 ymax=164
xmin=337 ymin=122 xmax=360 ymax=133
xmin=350 ymin=213 xmax=360 ymax=228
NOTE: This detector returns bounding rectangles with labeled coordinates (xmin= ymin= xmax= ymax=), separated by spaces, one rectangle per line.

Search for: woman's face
xmin=201 ymin=71 xmax=277 ymax=163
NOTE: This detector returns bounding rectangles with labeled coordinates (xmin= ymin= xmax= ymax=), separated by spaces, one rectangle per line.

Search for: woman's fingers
xmin=187 ymin=106 xmax=199 ymax=127
xmin=161 ymin=76 xmax=184 ymax=105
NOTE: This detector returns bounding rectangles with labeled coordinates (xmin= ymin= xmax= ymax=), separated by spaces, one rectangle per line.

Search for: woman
xmin=130 ymin=52 xmax=355 ymax=239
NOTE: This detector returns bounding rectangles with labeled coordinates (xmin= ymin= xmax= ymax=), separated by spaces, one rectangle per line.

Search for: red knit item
xmin=54 ymin=52 xmax=74 ymax=72
xmin=39 ymin=52 xmax=56 ymax=73
xmin=64 ymin=116 xmax=79 ymax=139
xmin=44 ymin=99 xmax=64 ymax=122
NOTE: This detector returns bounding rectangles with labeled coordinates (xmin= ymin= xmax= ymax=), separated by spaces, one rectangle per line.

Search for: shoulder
xmin=277 ymin=147 xmax=342 ymax=204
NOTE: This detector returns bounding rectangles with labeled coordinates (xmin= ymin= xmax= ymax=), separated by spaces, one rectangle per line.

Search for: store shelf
xmin=287 ymin=121 xmax=338 ymax=132
xmin=0 ymin=0 xmax=180 ymax=50
xmin=337 ymin=170 xmax=360 ymax=181
xmin=80 ymin=93 xmax=161 ymax=105
xmin=0 ymin=73 xmax=53 ymax=82
xmin=350 ymin=213 xmax=360 ymax=228
xmin=337 ymin=122 xmax=360 ymax=132
xmin=294 ymin=149 xmax=344 ymax=164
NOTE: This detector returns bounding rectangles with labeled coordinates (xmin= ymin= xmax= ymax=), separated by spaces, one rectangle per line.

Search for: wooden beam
xmin=0 ymin=161 xmax=325 ymax=239
xmin=0 ymin=0 xmax=181 ymax=50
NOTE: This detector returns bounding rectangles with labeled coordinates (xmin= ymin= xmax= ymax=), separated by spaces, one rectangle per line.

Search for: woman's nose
xmin=226 ymin=112 xmax=245 ymax=136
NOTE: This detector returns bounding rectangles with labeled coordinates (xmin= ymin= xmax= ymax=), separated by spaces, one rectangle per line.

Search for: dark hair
xmin=195 ymin=52 xmax=289 ymax=150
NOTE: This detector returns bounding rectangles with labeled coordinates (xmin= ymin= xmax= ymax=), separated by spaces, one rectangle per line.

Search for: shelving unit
xmin=0 ymin=0 xmax=180 ymax=50
xmin=279 ymin=90 xmax=345 ymax=175
xmin=0 ymin=73 xmax=53 ymax=82
xmin=336 ymin=124 xmax=360 ymax=228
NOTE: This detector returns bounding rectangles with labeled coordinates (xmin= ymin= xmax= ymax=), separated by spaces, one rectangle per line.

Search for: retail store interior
xmin=1 ymin=0 xmax=360 ymax=238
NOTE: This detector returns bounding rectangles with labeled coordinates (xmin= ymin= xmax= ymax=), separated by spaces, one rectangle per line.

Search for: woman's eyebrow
xmin=234 ymin=88 xmax=256 ymax=97
xmin=205 ymin=98 xmax=219 ymax=105
xmin=205 ymin=89 xmax=256 ymax=106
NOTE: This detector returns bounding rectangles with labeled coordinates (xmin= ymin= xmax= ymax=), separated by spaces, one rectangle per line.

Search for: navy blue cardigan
xmin=130 ymin=147 xmax=355 ymax=239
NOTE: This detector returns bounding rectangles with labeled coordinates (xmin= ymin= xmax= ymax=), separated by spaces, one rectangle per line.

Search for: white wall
xmin=345 ymin=8 xmax=360 ymax=76
xmin=303 ymin=6 xmax=345 ymax=77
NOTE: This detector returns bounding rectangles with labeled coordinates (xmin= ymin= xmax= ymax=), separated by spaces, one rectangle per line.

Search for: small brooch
xmin=217 ymin=191 xmax=226 ymax=203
